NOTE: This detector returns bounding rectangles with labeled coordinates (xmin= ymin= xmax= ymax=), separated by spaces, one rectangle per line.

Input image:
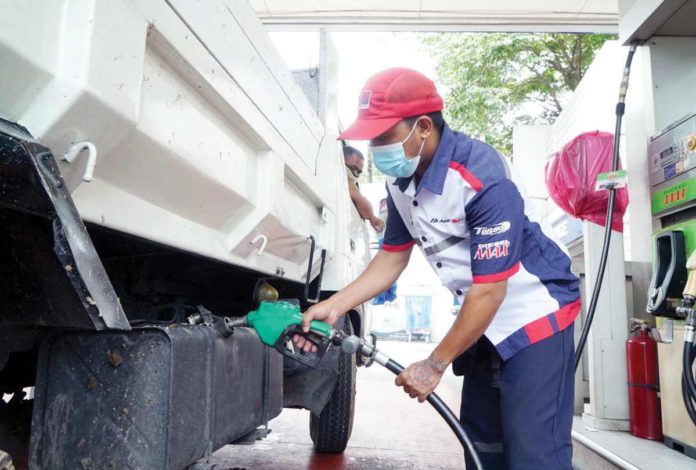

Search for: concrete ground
xmin=212 ymin=339 xmax=465 ymax=469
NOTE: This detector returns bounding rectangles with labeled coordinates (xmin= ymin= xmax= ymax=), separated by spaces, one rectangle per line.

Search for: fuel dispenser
xmin=647 ymin=112 xmax=696 ymax=457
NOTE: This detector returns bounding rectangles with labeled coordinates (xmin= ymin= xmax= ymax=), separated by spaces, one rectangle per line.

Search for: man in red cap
xmin=297 ymin=68 xmax=580 ymax=469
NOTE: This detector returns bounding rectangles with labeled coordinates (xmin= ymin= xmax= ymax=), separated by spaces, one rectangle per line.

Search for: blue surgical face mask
xmin=369 ymin=121 xmax=426 ymax=178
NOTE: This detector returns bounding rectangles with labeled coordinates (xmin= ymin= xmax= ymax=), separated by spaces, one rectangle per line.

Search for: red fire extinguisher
xmin=626 ymin=321 xmax=663 ymax=440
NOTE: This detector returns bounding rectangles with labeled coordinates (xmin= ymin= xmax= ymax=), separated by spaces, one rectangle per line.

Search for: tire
xmin=309 ymin=319 xmax=356 ymax=453
xmin=0 ymin=395 xmax=29 ymax=470
xmin=0 ymin=451 xmax=15 ymax=470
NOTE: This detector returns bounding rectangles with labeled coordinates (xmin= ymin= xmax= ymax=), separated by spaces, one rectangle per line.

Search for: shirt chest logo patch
xmin=473 ymin=240 xmax=510 ymax=260
xmin=473 ymin=221 xmax=510 ymax=236
xmin=430 ymin=218 xmax=464 ymax=224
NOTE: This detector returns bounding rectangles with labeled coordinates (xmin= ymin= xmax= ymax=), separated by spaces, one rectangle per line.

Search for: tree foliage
xmin=422 ymin=33 xmax=614 ymax=156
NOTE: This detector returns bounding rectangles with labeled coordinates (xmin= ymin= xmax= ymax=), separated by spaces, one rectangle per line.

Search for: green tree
xmin=422 ymin=33 xmax=614 ymax=156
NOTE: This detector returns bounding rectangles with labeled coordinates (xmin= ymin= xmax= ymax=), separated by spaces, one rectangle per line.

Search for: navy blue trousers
xmin=457 ymin=325 xmax=575 ymax=470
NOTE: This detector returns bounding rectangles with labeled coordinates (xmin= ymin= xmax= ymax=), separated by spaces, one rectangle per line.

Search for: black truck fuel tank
xmin=29 ymin=323 xmax=282 ymax=469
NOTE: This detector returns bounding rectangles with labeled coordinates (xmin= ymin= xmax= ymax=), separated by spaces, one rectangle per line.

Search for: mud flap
xmin=0 ymin=119 xmax=128 ymax=330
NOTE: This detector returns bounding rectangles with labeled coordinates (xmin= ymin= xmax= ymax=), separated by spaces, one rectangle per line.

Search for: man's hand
xmin=395 ymin=355 xmax=447 ymax=403
xmin=293 ymin=299 xmax=343 ymax=353
xmin=370 ymin=216 xmax=385 ymax=233
xmin=302 ymin=298 xmax=343 ymax=329
xmin=291 ymin=248 xmax=411 ymax=355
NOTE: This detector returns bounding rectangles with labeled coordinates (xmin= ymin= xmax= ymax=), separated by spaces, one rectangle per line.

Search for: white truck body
xmin=0 ymin=0 xmax=370 ymax=289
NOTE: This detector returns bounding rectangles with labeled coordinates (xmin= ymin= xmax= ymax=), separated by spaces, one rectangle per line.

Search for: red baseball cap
xmin=338 ymin=68 xmax=443 ymax=141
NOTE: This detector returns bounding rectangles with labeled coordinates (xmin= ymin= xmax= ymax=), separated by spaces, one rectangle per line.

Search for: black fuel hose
xmin=574 ymin=44 xmax=638 ymax=371
xmin=683 ymin=376 xmax=696 ymax=424
xmin=682 ymin=344 xmax=696 ymax=424
xmin=683 ymin=336 xmax=696 ymax=426
xmin=383 ymin=358 xmax=484 ymax=470
xmin=685 ymin=341 xmax=696 ymax=396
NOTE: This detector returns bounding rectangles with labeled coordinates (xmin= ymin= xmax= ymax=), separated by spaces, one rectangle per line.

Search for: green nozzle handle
xmin=308 ymin=319 xmax=333 ymax=337
xmin=246 ymin=301 xmax=333 ymax=348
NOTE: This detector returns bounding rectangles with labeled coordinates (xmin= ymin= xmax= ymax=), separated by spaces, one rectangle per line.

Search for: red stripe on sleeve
xmin=448 ymin=161 xmax=483 ymax=191
xmin=382 ymin=240 xmax=416 ymax=252
xmin=472 ymin=262 xmax=520 ymax=284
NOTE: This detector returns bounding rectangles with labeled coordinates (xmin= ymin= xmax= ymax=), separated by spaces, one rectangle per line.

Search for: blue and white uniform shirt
xmin=382 ymin=124 xmax=581 ymax=360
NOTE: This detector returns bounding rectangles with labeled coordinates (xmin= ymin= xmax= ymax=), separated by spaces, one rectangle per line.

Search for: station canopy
xmin=248 ymin=0 xmax=618 ymax=33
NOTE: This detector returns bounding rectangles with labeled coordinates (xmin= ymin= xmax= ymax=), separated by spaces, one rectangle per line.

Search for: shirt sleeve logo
xmin=473 ymin=240 xmax=510 ymax=260
xmin=473 ymin=221 xmax=511 ymax=236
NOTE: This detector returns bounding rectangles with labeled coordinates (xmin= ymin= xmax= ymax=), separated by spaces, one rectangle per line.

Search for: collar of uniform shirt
xmin=393 ymin=123 xmax=456 ymax=196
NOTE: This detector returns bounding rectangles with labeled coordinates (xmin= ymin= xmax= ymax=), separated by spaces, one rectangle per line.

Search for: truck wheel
xmin=0 ymin=394 xmax=29 ymax=470
xmin=309 ymin=319 xmax=356 ymax=453
xmin=0 ymin=451 xmax=15 ymax=470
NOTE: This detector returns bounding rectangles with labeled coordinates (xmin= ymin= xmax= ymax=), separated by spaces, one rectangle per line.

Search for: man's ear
xmin=417 ymin=116 xmax=434 ymax=139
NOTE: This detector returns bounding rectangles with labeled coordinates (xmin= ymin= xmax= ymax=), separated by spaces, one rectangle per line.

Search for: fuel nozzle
xmin=684 ymin=251 xmax=696 ymax=301
xmin=186 ymin=306 xmax=235 ymax=337
xmin=224 ymin=316 xmax=248 ymax=330
xmin=330 ymin=329 xmax=362 ymax=354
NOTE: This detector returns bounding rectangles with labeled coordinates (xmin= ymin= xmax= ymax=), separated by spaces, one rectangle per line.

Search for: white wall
xmin=649 ymin=37 xmax=696 ymax=134
xmin=512 ymin=124 xmax=552 ymax=199
xmin=623 ymin=45 xmax=656 ymax=264
xmin=512 ymin=124 xmax=552 ymax=219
